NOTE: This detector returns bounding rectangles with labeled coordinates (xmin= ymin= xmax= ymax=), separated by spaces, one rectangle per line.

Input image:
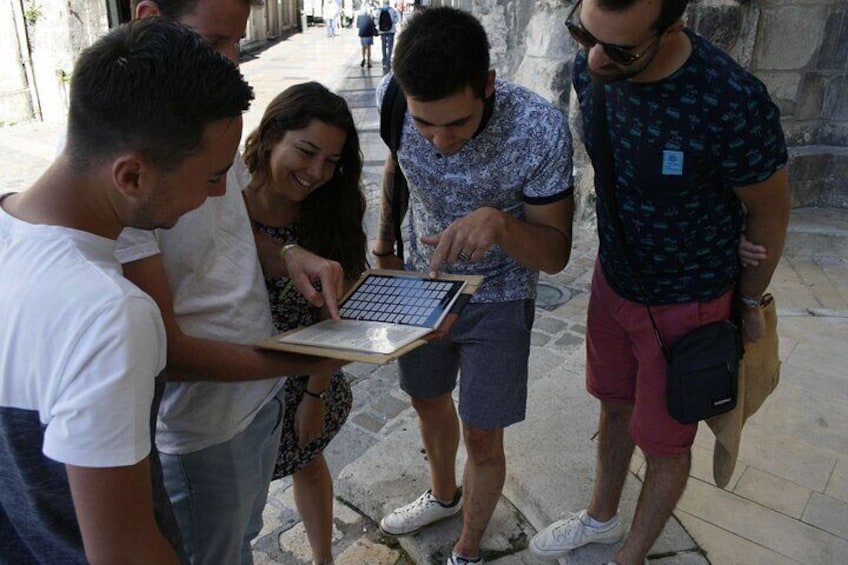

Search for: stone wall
xmin=21 ymin=0 xmax=108 ymax=122
xmin=0 ymin=0 xmax=301 ymax=125
xmin=0 ymin=1 xmax=34 ymax=124
xmin=750 ymin=0 xmax=847 ymax=207
xmin=434 ymin=0 xmax=848 ymax=210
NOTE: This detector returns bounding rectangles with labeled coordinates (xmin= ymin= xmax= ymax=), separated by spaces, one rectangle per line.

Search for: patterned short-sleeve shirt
xmin=574 ymin=29 xmax=788 ymax=305
xmin=377 ymin=76 xmax=574 ymax=303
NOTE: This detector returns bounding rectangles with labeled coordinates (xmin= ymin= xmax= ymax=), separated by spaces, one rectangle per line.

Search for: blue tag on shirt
xmin=662 ymin=150 xmax=684 ymax=176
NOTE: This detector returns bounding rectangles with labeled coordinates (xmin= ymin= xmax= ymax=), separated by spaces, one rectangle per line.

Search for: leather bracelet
xmin=280 ymin=243 xmax=300 ymax=262
xmin=303 ymin=388 xmax=327 ymax=401
xmin=371 ymin=248 xmax=394 ymax=257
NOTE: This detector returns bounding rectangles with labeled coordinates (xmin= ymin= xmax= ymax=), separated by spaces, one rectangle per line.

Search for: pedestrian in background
xmin=376 ymin=0 xmax=400 ymax=68
xmin=342 ymin=0 xmax=355 ymax=27
xmin=324 ymin=0 xmax=340 ymax=37
xmin=357 ymin=3 xmax=377 ymax=67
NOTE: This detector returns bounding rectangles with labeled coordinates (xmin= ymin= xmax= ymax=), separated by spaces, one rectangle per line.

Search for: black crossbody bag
xmin=590 ymin=83 xmax=742 ymax=424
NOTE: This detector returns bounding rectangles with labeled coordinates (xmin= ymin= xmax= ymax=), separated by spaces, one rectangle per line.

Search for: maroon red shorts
xmin=586 ymin=260 xmax=732 ymax=456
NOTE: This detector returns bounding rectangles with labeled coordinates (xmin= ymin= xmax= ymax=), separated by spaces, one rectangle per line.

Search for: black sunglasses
xmin=565 ymin=0 xmax=660 ymax=66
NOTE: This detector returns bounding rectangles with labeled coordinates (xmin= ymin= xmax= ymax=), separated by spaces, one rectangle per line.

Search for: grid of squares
xmin=339 ymin=275 xmax=464 ymax=327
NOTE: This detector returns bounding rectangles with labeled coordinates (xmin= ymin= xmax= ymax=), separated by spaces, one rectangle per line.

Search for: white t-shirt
xmin=0 ymin=207 xmax=165 ymax=468
xmin=115 ymin=157 xmax=281 ymax=454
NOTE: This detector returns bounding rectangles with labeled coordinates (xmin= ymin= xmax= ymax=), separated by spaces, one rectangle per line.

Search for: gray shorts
xmin=398 ymin=300 xmax=535 ymax=429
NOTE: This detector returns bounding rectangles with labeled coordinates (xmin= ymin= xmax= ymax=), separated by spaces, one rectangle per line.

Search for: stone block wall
xmin=434 ymin=0 xmax=848 ymax=210
xmin=0 ymin=0 xmax=301 ymax=125
xmin=21 ymin=0 xmax=109 ymax=122
xmin=0 ymin=1 xmax=34 ymax=124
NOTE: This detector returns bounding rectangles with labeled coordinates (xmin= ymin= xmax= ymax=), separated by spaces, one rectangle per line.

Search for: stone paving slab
xmin=802 ymin=492 xmax=848 ymax=540
xmin=733 ymin=467 xmax=812 ymax=519
xmin=678 ymin=477 xmax=848 ymax=564
xmin=826 ymin=458 xmax=848 ymax=503
xmin=673 ymin=511 xmax=799 ymax=565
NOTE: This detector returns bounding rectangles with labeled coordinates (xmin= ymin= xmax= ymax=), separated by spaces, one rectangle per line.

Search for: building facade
xmin=0 ymin=0 xmax=301 ymax=124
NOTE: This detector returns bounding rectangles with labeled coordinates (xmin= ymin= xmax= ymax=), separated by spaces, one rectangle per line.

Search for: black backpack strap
xmin=381 ymin=77 xmax=406 ymax=151
xmin=379 ymin=76 xmax=409 ymax=260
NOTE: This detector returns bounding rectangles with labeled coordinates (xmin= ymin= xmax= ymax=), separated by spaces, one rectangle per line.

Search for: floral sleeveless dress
xmin=254 ymin=221 xmax=353 ymax=479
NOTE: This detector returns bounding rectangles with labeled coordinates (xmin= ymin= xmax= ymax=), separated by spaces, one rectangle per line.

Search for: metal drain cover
xmin=536 ymin=281 xmax=573 ymax=310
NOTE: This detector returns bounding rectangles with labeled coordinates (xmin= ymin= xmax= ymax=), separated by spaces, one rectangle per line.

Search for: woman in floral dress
xmin=242 ymin=82 xmax=367 ymax=565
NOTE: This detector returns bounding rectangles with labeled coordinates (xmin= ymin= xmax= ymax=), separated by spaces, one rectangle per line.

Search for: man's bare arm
xmin=733 ymin=169 xmax=791 ymax=297
xmin=123 ymin=255 xmax=346 ymax=381
xmin=732 ymin=168 xmax=791 ymax=341
xmin=423 ymin=195 xmax=574 ymax=277
xmin=67 ymin=458 xmax=179 ymax=564
xmin=372 ymin=154 xmax=407 ymax=269
xmin=252 ymin=229 xmax=344 ymax=318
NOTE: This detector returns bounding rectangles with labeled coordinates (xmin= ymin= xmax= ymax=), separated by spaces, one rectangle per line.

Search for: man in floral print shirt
xmin=371 ymin=7 xmax=574 ymax=565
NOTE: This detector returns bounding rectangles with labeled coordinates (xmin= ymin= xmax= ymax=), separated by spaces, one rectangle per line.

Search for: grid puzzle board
xmin=339 ymin=274 xmax=465 ymax=328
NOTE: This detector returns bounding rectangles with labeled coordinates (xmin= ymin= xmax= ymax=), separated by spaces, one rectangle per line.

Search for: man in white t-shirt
xmin=118 ymin=2 xmax=347 ymax=563
xmin=0 ymin=18 xmax=253 ymax=563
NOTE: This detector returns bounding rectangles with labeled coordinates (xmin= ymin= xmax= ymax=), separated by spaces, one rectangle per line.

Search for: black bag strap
xmin=380 ymin=76 xmax=405 ymax=151
xmin=379 ymin=76 xmax=409 ymax=261
xmin=591 ymin=83 xmax=671 ymax=360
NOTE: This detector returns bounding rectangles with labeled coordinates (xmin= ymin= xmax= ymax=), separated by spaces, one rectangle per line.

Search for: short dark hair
xmin=130 ymin=0 xmax=263 ymax=20
xmin=243 ymin=82 xmax=367 ymax=279
xmin=392 ymin=6 xmax=490 ymax=101
xmin=66 ymin=17 xmax=253 ymax=171
xmin=598 ymin=0 xmax=689 ymax=32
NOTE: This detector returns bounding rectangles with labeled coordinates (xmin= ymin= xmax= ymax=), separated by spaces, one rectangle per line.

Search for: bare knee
xmin=645 ymin=449 xmax=691 ymax=473
xmin=293 ymin=454 xmax=328 ymax=485
xmin=463 ymin=427 xmax=504 ymax=466
xmin=600 ymin=400 xmax=632 ymax=426
xmin=410 ymin=393 xmax=454 ymax=419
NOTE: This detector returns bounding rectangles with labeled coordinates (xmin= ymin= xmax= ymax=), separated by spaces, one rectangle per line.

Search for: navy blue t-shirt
xmin=574 ymin=29 xmax=788 ymax=305
xmin=0 ymin=374 xmax=183 ymax=563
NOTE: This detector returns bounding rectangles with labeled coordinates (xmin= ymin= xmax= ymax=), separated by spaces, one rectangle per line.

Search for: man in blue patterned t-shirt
xmin=530 ymin=1 xmax=790 ymax=564
xmin=371 ymin=7 xmax=574 ymax=565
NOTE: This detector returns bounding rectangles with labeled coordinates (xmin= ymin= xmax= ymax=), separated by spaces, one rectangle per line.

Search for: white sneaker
xmin=447 ymin=552 xmax=483 ymax=564
xmin=379 ymin=488 xmax=463 ymax=536
xmin=529 ymin=509 xmax=624 ymax=559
